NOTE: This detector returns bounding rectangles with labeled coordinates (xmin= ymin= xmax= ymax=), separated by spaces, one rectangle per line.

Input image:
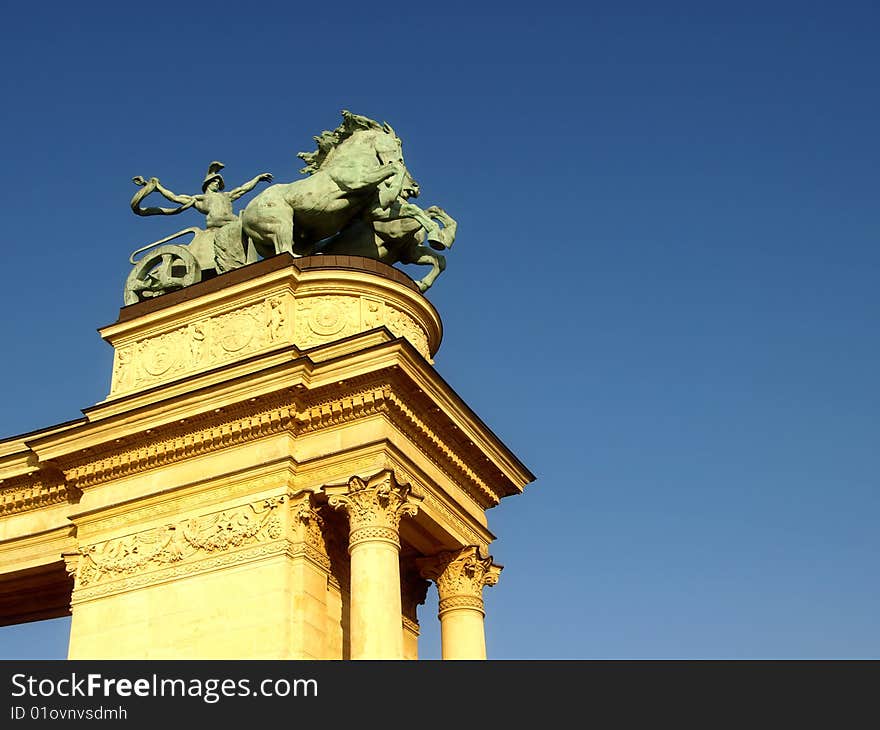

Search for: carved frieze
xmin=74 ymin=497 xmax=286 ymax=590
xmin=110 ymin=297 xmax=291 ymax=396
xmin=71 ymin=542 xmax=288 ymax=604
xmin=294 ymin=293 xmax=431 ymax=359
xmin=75 ymin=472 xmax=292 ymax=537
xmin=383 ymin=307 xmax=429 ymax=359
xmin=110 ymin=289 xmax=433 ymax=398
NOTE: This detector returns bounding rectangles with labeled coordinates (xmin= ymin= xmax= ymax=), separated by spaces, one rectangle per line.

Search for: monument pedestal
xmin=0 ymin=255 xmax=533 ymax=659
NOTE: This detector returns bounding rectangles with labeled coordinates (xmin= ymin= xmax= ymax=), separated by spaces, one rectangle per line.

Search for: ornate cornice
xmin=384 ymin=393 xmax=497 ymax=509
xmin=61 ymin=392 xmax=297 ymax=489
xmin=294 ymin=383 xmax=392 ymax=433
xmin=0 ymin=471 xmax=81 ymax=517
xmin=43 ymin=370 xmax=500 ymax=518
xmin=417 ymin=546 xmax=501 ymax=616
xmin=326 ymin=470 xmax=422 ymax=551
xmin=296 ymin=374 xmax=497 ymax=510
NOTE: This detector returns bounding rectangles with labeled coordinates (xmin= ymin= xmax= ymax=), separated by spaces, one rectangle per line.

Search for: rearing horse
xmin=241 ymin=111 xmax=441 ymax=259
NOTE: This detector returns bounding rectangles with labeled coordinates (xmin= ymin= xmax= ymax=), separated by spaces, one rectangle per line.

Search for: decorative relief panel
xmin=383 ymin=307 xmax=429 ymax=360
xmin=295 ymin=295 xmax=360 ymax=349
xmin=75 ymin=497 xmax=286 ymax=590
xmin=110 ymin=283 xmax=435 ymax=397
xmin=294 ymin=294 xmax=431 ymax=360
xmin=110 ymin=297 xmax=291 ymax=396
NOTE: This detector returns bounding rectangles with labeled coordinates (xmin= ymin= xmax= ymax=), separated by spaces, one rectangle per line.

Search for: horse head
xmin=298 ymin=111 xmax=419 ymax=208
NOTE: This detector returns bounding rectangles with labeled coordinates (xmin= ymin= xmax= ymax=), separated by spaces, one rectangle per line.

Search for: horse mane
xmin=297 ymin=110 xmax=394 ymax=175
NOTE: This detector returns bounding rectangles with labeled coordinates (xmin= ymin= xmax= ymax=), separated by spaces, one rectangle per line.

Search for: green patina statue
xmin=125 ymin=111 xmax=456 ymax=305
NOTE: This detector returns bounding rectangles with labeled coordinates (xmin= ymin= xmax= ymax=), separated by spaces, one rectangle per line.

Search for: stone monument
xmin=0 ymin=112 xmax=533 ymax=659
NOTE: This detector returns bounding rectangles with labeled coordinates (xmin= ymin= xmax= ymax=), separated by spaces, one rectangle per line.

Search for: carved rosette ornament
xmin=326 ymin=470 xmax=422 ymax=551
xmin=417 ymin=546 xmax=502 ymax=617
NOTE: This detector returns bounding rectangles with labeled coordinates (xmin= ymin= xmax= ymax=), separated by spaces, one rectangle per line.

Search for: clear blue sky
xmin=1 ymin=1 xmax=877 ymax=659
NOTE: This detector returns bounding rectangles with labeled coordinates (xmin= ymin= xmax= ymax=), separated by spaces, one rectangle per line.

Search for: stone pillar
xmin=327 ymin=471 xmax=421 ymax=659
xmin=418 ymin=546 xmax=501 ymax=660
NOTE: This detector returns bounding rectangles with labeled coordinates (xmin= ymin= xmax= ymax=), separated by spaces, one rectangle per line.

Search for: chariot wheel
xmin=123 ymin=244 xmax=201 ymax=305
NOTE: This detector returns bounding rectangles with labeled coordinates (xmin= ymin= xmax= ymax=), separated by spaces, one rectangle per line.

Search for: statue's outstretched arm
xmin=131 ymin=176 xmax=195 ymax=216
xmin=153 ymin=181 xmax=195 ymax=205
xmin=228 ymin=172 xmax=273 ymax=201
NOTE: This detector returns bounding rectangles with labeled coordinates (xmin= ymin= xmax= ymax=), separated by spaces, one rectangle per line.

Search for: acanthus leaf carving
xmin=326 ymin=470 xmax=422 ymax=548
xmin=417 ymin=546 xmax=501 ymax=611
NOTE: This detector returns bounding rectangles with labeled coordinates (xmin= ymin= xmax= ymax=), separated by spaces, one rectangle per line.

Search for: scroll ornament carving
xmin=327 ymin=470 xmax=422 ymax=548
xmin=62 ymin=552 xmax=81 ymax=580
xmin=76 ymin=497 xmax=285 ymax=587
xmin=417 ymin=546 xmax=501 ymax=612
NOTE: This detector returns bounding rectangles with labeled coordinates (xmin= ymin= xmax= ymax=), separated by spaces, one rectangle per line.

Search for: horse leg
xmin=256 ymin=216 xmax=294 ymax=257
xmin=383 ymin=200 xmax=443 ymax=247
xmin=402 ymin=243 xmax=446 ymax=293
xmin=424 ymin=206 xmax=458 ymax=249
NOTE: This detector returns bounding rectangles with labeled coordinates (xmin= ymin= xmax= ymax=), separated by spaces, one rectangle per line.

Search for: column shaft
xmin=349 ymin=538 xmax=404 ymax=659
xmin=418 ymin=546 xmax=501 ymax=661
xmin=326 ymin=471 xmax=421 ymax=660
xmin=439 ymin=605 xmax=487 ymax=659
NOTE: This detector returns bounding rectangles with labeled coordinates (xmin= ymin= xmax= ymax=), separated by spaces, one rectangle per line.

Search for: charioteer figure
xmin=131 ymin=162 xmax=272 ymax=276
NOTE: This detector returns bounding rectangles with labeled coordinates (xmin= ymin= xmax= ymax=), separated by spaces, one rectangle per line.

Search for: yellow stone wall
xmin=0 ymin=257 xmax=534 ymax=659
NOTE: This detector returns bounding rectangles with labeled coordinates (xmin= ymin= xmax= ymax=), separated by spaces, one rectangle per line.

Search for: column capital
xmin=417 ymin=546 xmax=501 ymax=615
xmin=326 ymin=470 xmax=422 ymax=550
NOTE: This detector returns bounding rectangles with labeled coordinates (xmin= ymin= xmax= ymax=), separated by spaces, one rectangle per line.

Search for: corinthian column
xmin=327 ymin=470 xmax=421 ymax=659
xmin=417 ymin=546 xmax=501 ymax=660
